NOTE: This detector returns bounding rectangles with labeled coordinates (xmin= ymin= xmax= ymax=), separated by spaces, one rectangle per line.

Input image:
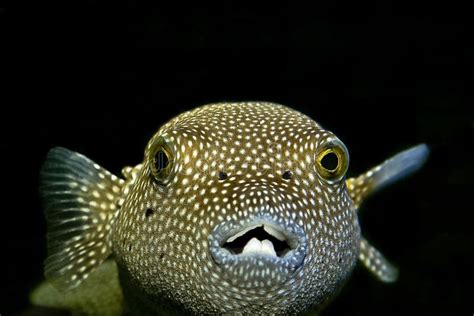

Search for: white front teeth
xmin=224 ymin=223 xmax=289 ymax=258
xmin=226 ymin=224 xmax=287 ymax=243
xmin=242 ymin=237 xmax=277 ymax=257
xmin=226 ymin=224 xmax=260 ymax=243
xmin=263 ymin=225 xmax=286 ymax=241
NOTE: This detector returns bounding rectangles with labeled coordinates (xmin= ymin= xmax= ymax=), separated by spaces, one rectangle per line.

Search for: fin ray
xmin=40 ymin=147 xmax=124 ymax=290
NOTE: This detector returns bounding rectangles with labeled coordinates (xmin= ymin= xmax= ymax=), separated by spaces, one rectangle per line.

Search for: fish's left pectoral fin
xmin=359 ymin=238 xmax=399 ymax=283
xmin=40 ymin=147 xmax=125 ymax=291
xmin=346 ymin=144 xmax=429 ymax=208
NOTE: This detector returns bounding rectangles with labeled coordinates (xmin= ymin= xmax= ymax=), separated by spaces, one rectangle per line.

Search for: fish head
xmin=113 ymin=102 xmax=360 ymax=314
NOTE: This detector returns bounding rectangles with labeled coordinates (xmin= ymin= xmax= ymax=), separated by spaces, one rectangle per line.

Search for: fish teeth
xmin=242 ymin=237 xmax=277 ymax=257
xmin=261 ymin=239 xmax=277 ymax=257
xmin=226 ymin=224 xmax=261 ymax=243
xmin=242 ymin=237 xmax=261 ymax=254
xmin=226 ymin=224 xmax=287 ymax=243
xmin=263 ymin=224 xmax=286 ymax=241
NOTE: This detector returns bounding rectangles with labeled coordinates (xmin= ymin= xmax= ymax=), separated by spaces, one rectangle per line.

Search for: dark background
xmin=1 ymin=1 xmax=473 ymax=315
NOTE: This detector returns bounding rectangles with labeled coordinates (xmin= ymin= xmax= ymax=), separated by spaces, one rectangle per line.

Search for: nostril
xmin=218 ymin=171 xmax=228 ymax=181
xmin=145 ymin=208 xmax=154 ymax=218
xmin=282 ymin=170 xmax=292 ymax=180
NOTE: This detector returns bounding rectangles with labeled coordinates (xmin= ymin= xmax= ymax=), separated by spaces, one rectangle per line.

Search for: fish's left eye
xmin=316 ymin=141 xmax=349 ymax=181
xmin=150 ymin=138 xmax=174 ymax=184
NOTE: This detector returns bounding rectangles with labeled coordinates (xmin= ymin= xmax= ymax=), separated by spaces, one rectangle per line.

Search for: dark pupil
xmin=321 ymin=152 xmax=339 ymax=170
xmin=154 ymin=150 xmax=169 ymax=173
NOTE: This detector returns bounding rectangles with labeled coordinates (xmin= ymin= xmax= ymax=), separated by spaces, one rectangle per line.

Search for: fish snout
xmin=208 ymin=196 xmax=308 ymax=286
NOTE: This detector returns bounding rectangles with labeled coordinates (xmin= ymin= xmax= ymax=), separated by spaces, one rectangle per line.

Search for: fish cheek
xmin=309 ymin=182 xmax=359 ymax=279
xmin=113 ymin=178 xmax=158 ymax=262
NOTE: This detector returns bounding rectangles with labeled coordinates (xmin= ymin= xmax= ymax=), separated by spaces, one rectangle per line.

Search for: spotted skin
xmin=112 ymin=102 xmax=359 ymax=314
xmin=32 ymin=102 xmax=429 ymax=315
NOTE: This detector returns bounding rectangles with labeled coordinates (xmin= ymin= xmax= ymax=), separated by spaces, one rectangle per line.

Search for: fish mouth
xmin=209 ymin=216 xmax=307 ymax=272
xmin=223 ymin=224 xmax=292 ymax=257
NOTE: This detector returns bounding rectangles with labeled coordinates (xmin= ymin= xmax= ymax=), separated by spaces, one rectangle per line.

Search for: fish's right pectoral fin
xmin=359 ymin=238 xmax=399 ymax=283
xmin=40 ymin=147 xmax=125 ymax=290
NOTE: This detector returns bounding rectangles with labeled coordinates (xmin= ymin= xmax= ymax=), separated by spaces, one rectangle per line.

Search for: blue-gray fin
xmin=40 ymin=147 xmax=125 ymax=290
xmin=359 ymin=238 xmax=398 ymax=282
xmin=346 ymin=144 xmax=429 ymax=208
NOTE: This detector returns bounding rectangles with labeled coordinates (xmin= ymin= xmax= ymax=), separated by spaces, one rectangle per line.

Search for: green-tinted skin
xmin=32 ymin=102 xmax=427 ymax=315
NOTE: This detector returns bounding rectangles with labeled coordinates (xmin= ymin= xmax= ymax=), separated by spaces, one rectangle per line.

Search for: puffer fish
xmin=30 ymin=102 xmax=429 ymax=315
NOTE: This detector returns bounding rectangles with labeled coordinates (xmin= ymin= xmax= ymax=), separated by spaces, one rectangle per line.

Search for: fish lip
xmin=208 ymin=215 xmax=308 ymax=270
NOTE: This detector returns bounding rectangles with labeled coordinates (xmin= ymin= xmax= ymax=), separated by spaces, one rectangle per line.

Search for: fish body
xmin=31 ymin=102 xmax=429 ymax=315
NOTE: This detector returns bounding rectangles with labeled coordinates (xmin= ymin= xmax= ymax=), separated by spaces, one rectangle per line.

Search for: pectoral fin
xmin=346 ymin=144 xmax=429 ymax=208
xmin=40 ymin=147 xmax=124 ymax=290
xmin=359 ymin=238 xmax=398 ymax=283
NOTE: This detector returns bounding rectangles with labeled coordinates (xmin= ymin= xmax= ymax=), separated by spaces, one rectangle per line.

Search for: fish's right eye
xmin=150 ymin=138 xmax=174 ymax=184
